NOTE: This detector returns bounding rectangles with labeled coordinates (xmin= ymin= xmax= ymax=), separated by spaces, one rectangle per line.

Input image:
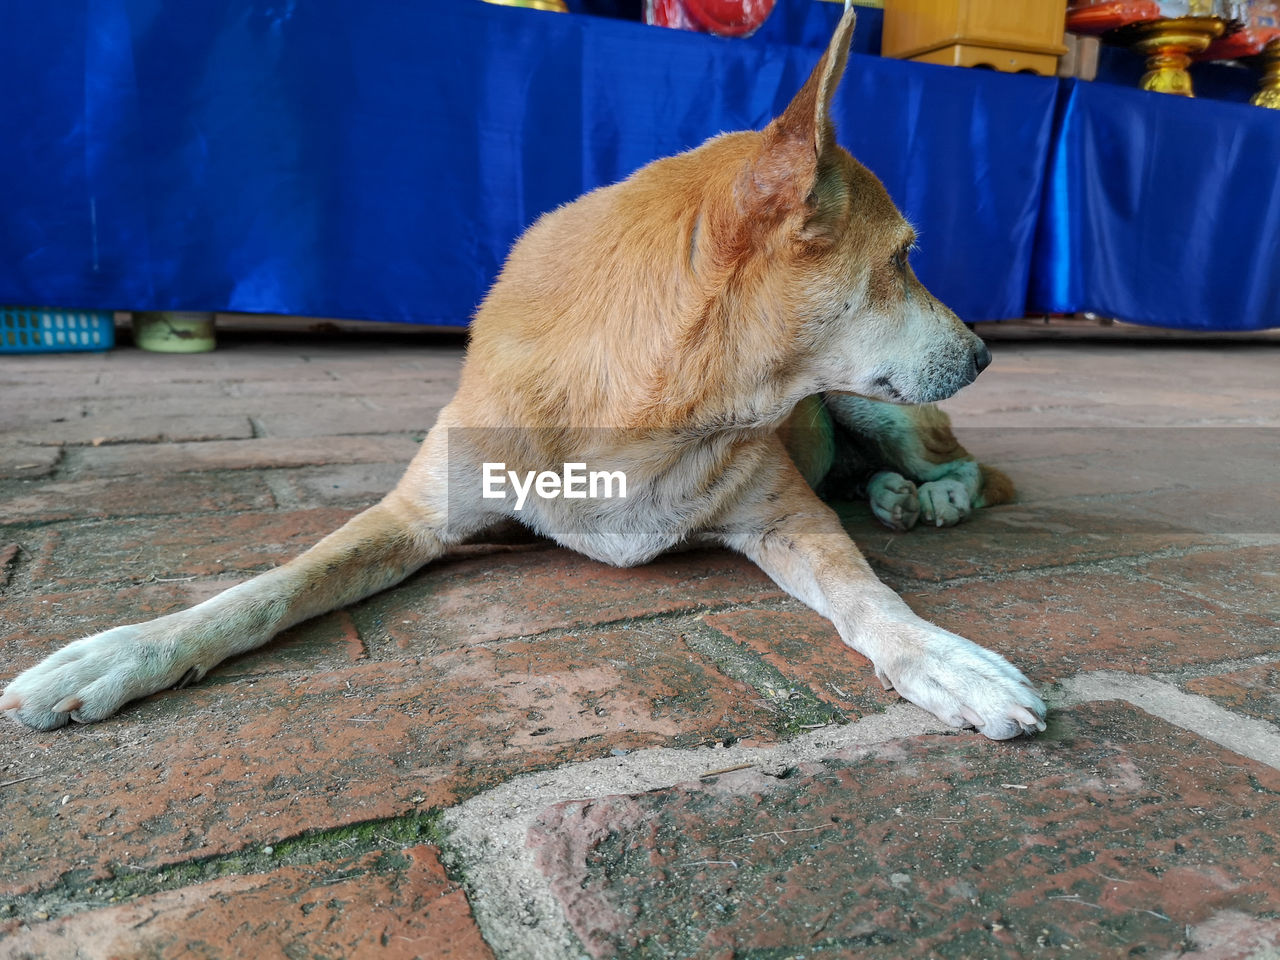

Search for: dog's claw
xmin=52 ymin=696 xmax=83 ymax=714
xmin=1012 ymin=705 xmax=1046 ymax=732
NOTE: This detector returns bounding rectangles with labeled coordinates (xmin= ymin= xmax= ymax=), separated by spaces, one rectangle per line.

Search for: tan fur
xmin=979 ymin=463 xmax=1017 ymax=506
xmin=2 ymin=10 xmax=1044 ymax=740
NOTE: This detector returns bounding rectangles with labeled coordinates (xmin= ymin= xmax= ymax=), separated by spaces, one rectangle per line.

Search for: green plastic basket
xmin=1 ymin=308 xmax=115 ymax=353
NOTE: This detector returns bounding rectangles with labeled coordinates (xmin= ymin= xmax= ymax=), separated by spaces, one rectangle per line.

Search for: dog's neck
xmin=461 ymin=135 xmax=822 ymax=437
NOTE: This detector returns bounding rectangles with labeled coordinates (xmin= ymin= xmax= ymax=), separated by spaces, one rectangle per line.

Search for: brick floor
xmin=0 ymin=333 xmax=1277 ymax=957
xmin=0 ymin=619 xmax=780 ymax=896
xmin=21 ymin=508 xmax=363 ymax=587
xmin=528 ymin=701 xmax=1280 ymax=960
xmin=1 ymin=844 xmax=493 ymax=960
xmin=350 ymin=546 xmax=785 ymax=652
xmin=1184 ymin=664 xmax=1280 ymax=726
xmin=902 ymin=569 xmax=1278 ymax=682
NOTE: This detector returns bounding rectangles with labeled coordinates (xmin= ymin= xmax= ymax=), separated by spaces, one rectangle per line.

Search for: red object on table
xmin=1202 ymin=1 xmax=1280 ymax=58
xmin=646 ymin=0 xmax=777 ymax=37
xmin=1066 ymin=1 xmax=1163 ymax=34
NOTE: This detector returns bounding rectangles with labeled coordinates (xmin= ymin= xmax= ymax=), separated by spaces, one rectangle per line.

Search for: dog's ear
xmin=741 ymin=7 xmax=855 ymax=240
xmin=773 ymin=5 xmax=855 ymax=164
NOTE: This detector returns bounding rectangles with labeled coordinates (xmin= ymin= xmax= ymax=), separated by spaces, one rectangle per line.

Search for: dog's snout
xmin=970 ymin=342 xmax=992 ymax=380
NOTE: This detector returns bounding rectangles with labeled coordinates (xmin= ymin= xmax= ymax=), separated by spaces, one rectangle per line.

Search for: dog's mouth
xmin=872 ymin=376 xmax=907 ymax=402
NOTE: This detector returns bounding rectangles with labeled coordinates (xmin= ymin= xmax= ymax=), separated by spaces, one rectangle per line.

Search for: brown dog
xmin=1 ymin=9 xmax=1046 ymax=739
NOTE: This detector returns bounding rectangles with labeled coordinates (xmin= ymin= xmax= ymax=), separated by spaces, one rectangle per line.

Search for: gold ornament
xmin=1255 ymin=38 xmax=1280 ymax=106
xmin=479 ymin=0 xmax=570 ymax=12
xmin=1118 ymin=15 xmax=1227 ymax=95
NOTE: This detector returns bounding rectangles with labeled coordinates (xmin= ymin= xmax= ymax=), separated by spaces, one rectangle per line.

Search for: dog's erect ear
xmin=775 ymin=5 xmax=855 ymax=162
xmin=741 ymin=7 xmax=855 ymax=236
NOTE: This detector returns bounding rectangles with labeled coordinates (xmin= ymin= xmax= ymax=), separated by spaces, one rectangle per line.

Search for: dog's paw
xmin=0 ymin=624 xmax=192 ymax=730
xmin=867 ymin=471 xmax=920 ymax=531
xmin=871 ymin=619 xmax=1046 ymax=740
xmin=917 ymin=478 xmax=972 ymax=528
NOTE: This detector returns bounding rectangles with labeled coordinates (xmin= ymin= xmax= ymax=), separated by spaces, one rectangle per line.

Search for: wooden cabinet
xmin=883 ymin=0 xmax=1069 ymax=75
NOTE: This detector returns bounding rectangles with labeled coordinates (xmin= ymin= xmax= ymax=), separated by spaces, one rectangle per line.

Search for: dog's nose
xmin=973 ymin=342 xmax=992 ymax=376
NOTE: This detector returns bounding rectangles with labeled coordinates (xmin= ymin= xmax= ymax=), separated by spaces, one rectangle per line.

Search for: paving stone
xmin=1112 ymin=483 xmax=1280 ymax=537
xmin=0 ymin=400 xmax=85 ymax=435
xmin=353 ymin=546 xmax=786 ymax=652
xmin=701 ymin=609 xmax=892 ymax=717
xmin=277 ymin=462 xmax=412 ymax=507
xmin=223 ymin=371 xmax=459 ymax=397
xmin=951 ymin=426 xmax=1276 ymax=465
xmin=302 ymin=350 xmax=465 ymax=378
xmin=1184 ymin=664 xmax=1280 ymax=728
xmin=528 ymin=701 xmax=1280 ymax=960
xmin=0 ymin=355 xmax=116 ymax=376
xmin=0 ymin=445 xmax=61 ymax=479
xmin=255 ymin=404 xmax=447 ymax=438
xmin=1133 ymin=545 xmax=1280 ymax=621
xmin=901 ymin=570 xmax=1278 ymax=683
xmin=1 ymin=845 xmax=492 ymax=960
xmin=13 ymin=413 xmax=254 ymax=447
xmin=83 ymin=389 xmax=455 ymax=432
xmin=0 ymin=473 xmax=275 ymax=526
xmin=75 ymin=434 xmax=421 ymax=478
xmin=0 ymin=378 xmax=231 ymax=403
xmin=837 ymin=501 xmax=1226 ymax=584
xmin=985 ymin=432 xmax=1275 ymax=500
xmin=0 ymin=621 xmax=777 ymax=895
xmin=1001 ymin=466 xmax=1278 ymax=520
xmin=27 ymin=508 xmax=361 ymax=587
xmin=947 ymin=346 xmax=1280 ymax=422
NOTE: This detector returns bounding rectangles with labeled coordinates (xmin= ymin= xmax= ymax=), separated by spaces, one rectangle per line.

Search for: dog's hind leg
xmin=713 ymin=444 xmax=1044 ymax=741
xmin=822 ymin=395 xmax=1013 ymax=531
xmin=1 ymin=424 xmax=489 ymax=730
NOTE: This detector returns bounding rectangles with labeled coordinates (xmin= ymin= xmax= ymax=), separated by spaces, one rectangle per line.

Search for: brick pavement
xmin=0 ymin=332 xmax=1277 ymax=959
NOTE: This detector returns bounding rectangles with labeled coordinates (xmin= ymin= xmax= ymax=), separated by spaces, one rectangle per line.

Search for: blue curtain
xmin=1032 ymin=79 xmax=1280 ymax=331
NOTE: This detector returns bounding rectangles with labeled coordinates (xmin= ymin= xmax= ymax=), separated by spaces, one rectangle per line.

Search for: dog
xmin=1 ymin=9 xmax=1046 ymax=740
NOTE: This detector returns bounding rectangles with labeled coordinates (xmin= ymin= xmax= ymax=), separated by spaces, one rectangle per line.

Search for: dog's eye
xmin=890 ymin=240 xmax=916 ymax=272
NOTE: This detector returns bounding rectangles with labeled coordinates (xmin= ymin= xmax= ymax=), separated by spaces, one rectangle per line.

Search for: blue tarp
xmin=0 ymin=0 xmax=1275 ymax=330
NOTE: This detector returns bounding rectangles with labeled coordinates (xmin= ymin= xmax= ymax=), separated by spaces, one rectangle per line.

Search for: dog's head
xmin=711 ymin=9 xmax=990 ymax=406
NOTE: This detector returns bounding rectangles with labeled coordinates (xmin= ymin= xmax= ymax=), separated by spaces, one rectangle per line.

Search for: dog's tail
xmin=977 ymin=463 xmax=1016 ymax=507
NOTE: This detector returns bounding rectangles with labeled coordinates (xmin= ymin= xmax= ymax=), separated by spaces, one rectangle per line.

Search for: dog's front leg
xmin=0 ymin=494 xmax=449 ymax=730
xmin=1 ymin=426 xmax=480 ymax=730
xmin=714 ymin=452 xmax=1045 ymax=740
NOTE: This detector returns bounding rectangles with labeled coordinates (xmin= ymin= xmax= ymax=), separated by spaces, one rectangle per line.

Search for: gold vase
xmin=480 ymin=0 xmax=569 ymax=11
xmin=1121 ymin=16 xmax=1226 ymax=95
xmin=1255 ymin=38 xmax=1280 ymax=107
